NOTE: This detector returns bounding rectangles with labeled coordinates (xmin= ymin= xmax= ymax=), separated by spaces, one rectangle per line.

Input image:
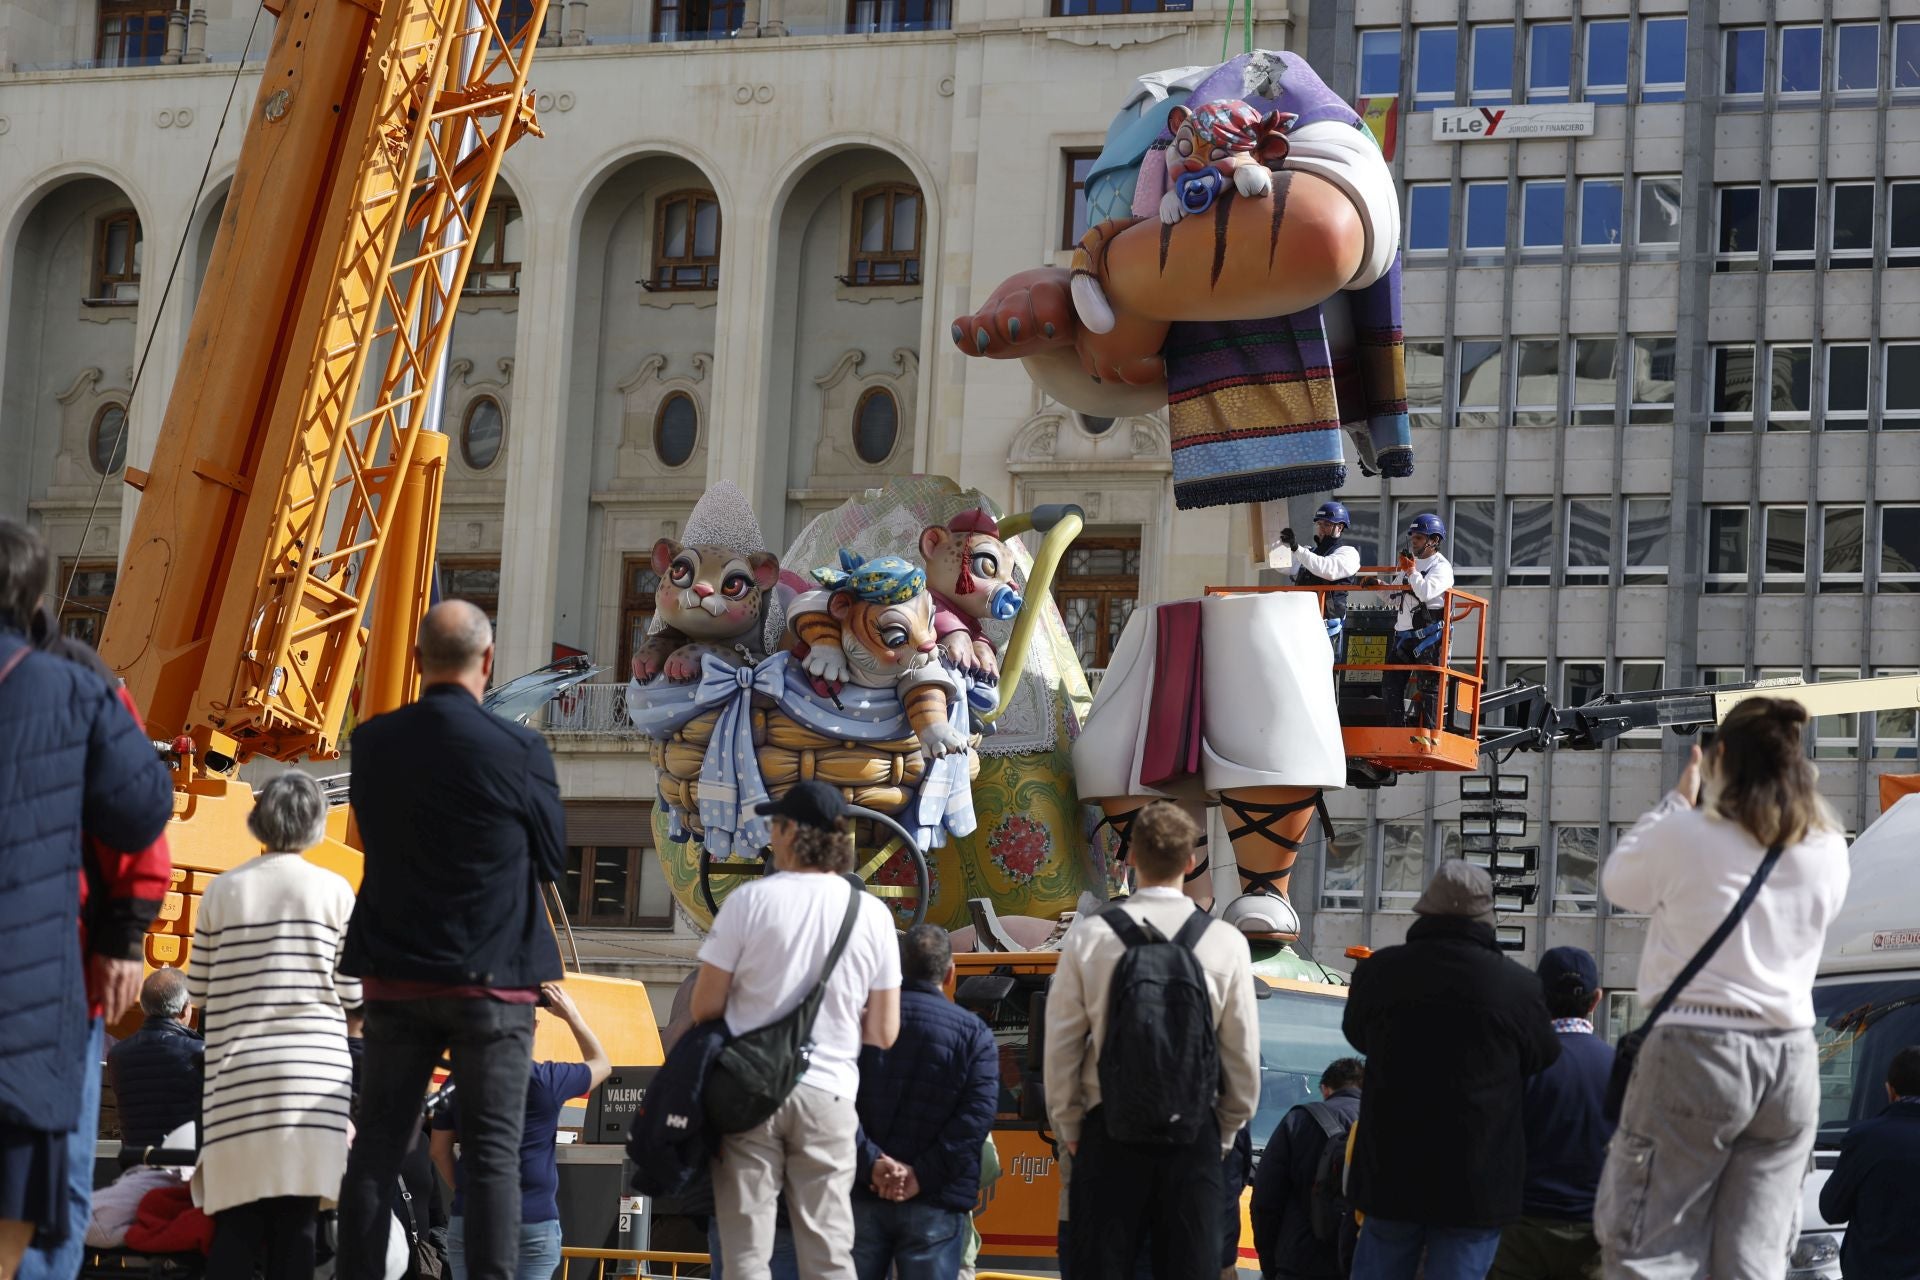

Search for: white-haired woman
xmin=187 ymin=772 xmax=362 ymax=1280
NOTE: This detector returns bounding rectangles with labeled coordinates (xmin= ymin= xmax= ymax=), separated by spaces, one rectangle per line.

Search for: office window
xmin=1504 ymin=659 xmax=1546 ymax=728
xmin=1617 ymin=660 xmax=1666 ymax=749
xmin=1830 ymin=184 xmax=1875 ymax=269
xmin=466 ymin=197 xmax=523 ymax=294
xmin=1716 ymin=186 xmax=1761 ymax=269
xmin=1579 ymin=179 xmax=1624 ymax=248
xmin=1767 ymin=345 xmax=1813 ymax=430
xmin=1779 ymin=26 xmax=1822 ymax=95
xmin=1584 ymin=20 xmax=1630 ymax=104
xmin=1513 ymin=339 xmax=1560 ymax=425
xmin=1641 ymin=18 xmax=1687 ymax=102
xmin=1528 ymin=23 xmax=1571 ymax=103
xmin=1898 ymin=22 xmax=1920 ymax=90
xmin=1883 ymin=506 xmax=1920 ymax=591
xmin=1630 ymin=336 xmax=1676 ymax=425
xmin=1060 ymin=149 xmax=1100 ymax=250
xmin=1563 ymin=661 xmax=1605 ymax=707
xmin=1821 ymin=505 xmax=1865 ymax=593
xmin=1887 ymin=343 xmax=1920 ymax=428
xmin=1700 ymin=666 xmax=1745 ymax=688
xmin=1565 ymin=499 xmax=1612 ymax=580
xmin=1705 ymin=506 xmax=1750 ymax=592
xmin=1320 ymin=826 xmax=1364 ymax=910
xmin=97 ymin=2 xmax=169 ymax=66
xmin=91 ymin=210 xmax=141 ymax=303
xmin=1723 ymin=27 xmax=1766 ymax=96
xmin=1379 ymin=822 xmax=1427 ymax=908
xmin=1814 ymin=668 xmax=1864 ymax=760
xmin=1458 ymin=341 xmax=1504 ymax=428
xmin=1509 ymin=500 xmax=1554 ymax=583
xmin=617 ymin=557 xmax=662 ymax=680
xmin=1521 ymin=181 xmax=1565 ymax=251
xmin=1773 ymin=185 xmax=1817 ymax=271
xmin=1835 ymin=23 xmax=1880 ymax=93
xmin=1571 ymin=337 xmax=1617 ymax=425
xmin=1406 ymin=341 xmax=1444 ymax=428
xmin=1358 ymin=29 xmax=1402 ymax=97
xmin=1624 ymin=498 xmax=1671 ymax=584
xmin=1407 ymin=185 xmax=1453 ymax=254
xmin=1873 ymin=669 xmax=1918 ymax=759
xmin=1894 ymin=183 xmax=1920 ymax=268
xmin=1552 ymin=826 xmax=1600 ymax=915
xmin=1414 ymin=27 xmax=1459 ymax=110
xmin=651 ymin=191 xmax=720 ymax=290
xmin=1637 ymin=177 xmax=1681 ymax=247
xmin=1711 ymin=346 xmax=1755 ymax=430
xmin=1826 ymin=345 xmax=1870 ymax=428
xmin=1763 ymin=505 xmax=1808 ymax=593
xmin=1463 ymin=182 xmax=1509 ymax=251
xmin=1451 ymin=499 xmax=1497 ymax=587
xmin=848 ymin=184 xmax=921 ymax=285
xmin=1471 ymin=25 xmax=1515 ymax=105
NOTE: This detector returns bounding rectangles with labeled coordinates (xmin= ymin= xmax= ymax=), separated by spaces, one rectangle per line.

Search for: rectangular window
xmin=1343 ymin=502 xmax=1382 ymax=567
xmin=1504 ymin=659 xmax=1546 ymax=728
xmin=1060 ymin=149 xmax=1100 ymax=251
xmin=1565 ymin=498 xmax=1612 ymax=581
xmin=1579 ymin=179 xmax=1624 ymax=249
xmin=1571 ymin=337 xmax=1617 ymax=425
xmin=1415 ymin=27 xmax=1459 ymax=110
xmin=1553 ymin=825 xmax=1600 ymax=915
xmin=1706 ymin=506 xmax=1751 ymax=593
xmin=1716 ymin=185 xmax=1761 ymax=270
xmin=1521 ymin=181 xmax=1565 ymax=251
xmin=1773 ymin=185 xmax=1817 ymax=271
xmin=91 ymin=210 xmax=142 ymax=304
xmin=1723 ymin=27 xmax=1766 ymax=97
xmin=1458 ymin=341 xmax=1505 ymax=428
xmin=1049 ymin=0 xmax=1187 ymax=15
xmin=1584 ymin=20 xmax=1630 ymax=104
xmin=1763 ymin=505 xmax=1808 ymax=593
xmin=1617 ymin=660 xmax=1666 ymax=749
xmin=1358 ymin=29 xmax=1402 ymax=97
xmin=56 ymin=562 xmax=117 ymax=649
xmin=97 ymin=2 xmax=170 ymax=66
xmin=1821 ymin=505 xmax=1865 ymax=593
xmin=1768 ymin=344 xmax=1813 ymax=430
xmin=562 ymin=804 xmax=670 ymax=929
xmin=1513 ymin=339 xmax=1560 ymax=425
xmin=1894 ymin=183 xmax=1920 ymax=268
xmin=1320 ymin=826 xmax=1365 ymax=910
xmin=1712 ymin=345 xmax=1755 ymax=430
xmin=1528 ymin=23 xmax=1571 ymax=103
xmin=1463 ymin=181 xmax=1509 ymax=251
xmin=466 ymin=198 xmax=525 ymax=294
xmin=1630 ymin=336 xmax=1677 ymax=425
xmin=1563 ymin=661 xmax=1605 ymax=707
xmin=1451 ymin=499 xmax=1497 ymax=587
xmin=1882 ymin=506 xmax=1920 ymax=591
xmin=1471 ymin=24 xmax=1515 ymax=105
xmin=1899 ymin=22 xmax=1920 ymax=90
xmin=1700 ymin=666 xmax=1746 ymax=689
xmin=617 ymin=557 xmax=661 ymax=681
xmin=1406 ymin=341 xmax=1444 ymax=428
xmin=1509 ymin=499 xmax=1554 ymax=584
xmin=654 ymin=0 xmax=746 ymax=40
xmin=1641 ymin=17 xmax=1687 ymax=102
xmin=1826 ymin=344 xmax=1870 ymax=429
xmin=1814 ymin=668 xmax=1864 ymax=760
xmin=847 ymin=0 xmax=952 ymax=34
xmin=1637 ymin=176 xmax=1681 ymax=247
xmin=1873 ymin=668 xmax=1918 ymax=760
xmin=848 ymin=184 xmax=922 ymax=285
xmin=1407 ymin=184 xmax=1453 ymax=254
xmin=1887 ymin=343 xmax=1920 ymax=429
xmin=1379 ymin=822 xmax=1428 ymax=908
xmin=650 ymin=190 xmax=720 ymax=291
xmin=1055 ymin=537 xmax=1142 ymax=670
xmin=1830 ymin=184 xmax=1875 ymax=270
xmin=1780 ymin=25 xmax=1823 ymax=95
xmin=1836 ymin=23 xmax=1880 ymax=94
xmin=1624 ymin=498 xmax=1671 ymax=584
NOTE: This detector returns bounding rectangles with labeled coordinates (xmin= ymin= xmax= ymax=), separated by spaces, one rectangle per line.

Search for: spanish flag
xmin=1356 ymin=96 xmax=1399 ymax=161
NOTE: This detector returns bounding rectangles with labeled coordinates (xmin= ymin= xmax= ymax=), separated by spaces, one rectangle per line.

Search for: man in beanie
xmin=1489 ymin=948 xmax=1615 ymax=1280
xmin=1342 ymin=860 xmax=1560 ymax=1280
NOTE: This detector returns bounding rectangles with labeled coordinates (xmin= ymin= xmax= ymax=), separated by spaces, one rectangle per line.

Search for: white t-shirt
xmin=698 ymin=870 xmax=901 ymax=1098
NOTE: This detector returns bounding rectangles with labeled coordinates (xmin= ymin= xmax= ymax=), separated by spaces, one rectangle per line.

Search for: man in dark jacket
xmin=337 ymin=600 xmax=567 ymax=1280
xmin=107 ymin=968 xmax=205 ymax=1147
xmin=1343 ymin=860 xmax=1560 ymax=1280
xmin=1253 ymin=1057 xmax=1365 ymax=1279
xmin=851 ymin=924 xmax=998 ymax=1280
xmin=1818 ymin=1045 xmax=1920 ymax=1280
xmin=1489 ymin=948 xmax=1614 ymax=1280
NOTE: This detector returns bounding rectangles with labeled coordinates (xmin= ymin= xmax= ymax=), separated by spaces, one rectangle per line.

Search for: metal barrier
xmin=558 ymin=1247 xmax=1054 ymax=1280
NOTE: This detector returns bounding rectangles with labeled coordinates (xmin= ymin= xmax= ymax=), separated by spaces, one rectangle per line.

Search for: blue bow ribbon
xmin=691 ymin=652 xmax=791 ymax=858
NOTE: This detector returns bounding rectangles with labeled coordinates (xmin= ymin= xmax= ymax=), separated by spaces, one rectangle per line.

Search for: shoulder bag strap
xmin=812 ymin=873 xmax=866 ymax=992
xmin=1171 ymin=907 xmax=1213 ymax=951
xmin=1301 ymin=1100 xmax=1344 ymax=1142
xmin=1639 ymin=840 xmax=1787 ymax=1032
xmin=1100 ymin=905 xmax=1155 ymax=949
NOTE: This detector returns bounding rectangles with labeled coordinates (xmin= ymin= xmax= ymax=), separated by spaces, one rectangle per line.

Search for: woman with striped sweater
xmin=186 ymin=772 xmax=362 ymax=1280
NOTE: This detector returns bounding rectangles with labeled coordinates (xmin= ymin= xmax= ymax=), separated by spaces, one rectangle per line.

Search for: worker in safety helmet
xmin=1281 ymin=501 xmax=1361 ymax=660
xmin=1382 ymin=513 xmax=1453 ymax=727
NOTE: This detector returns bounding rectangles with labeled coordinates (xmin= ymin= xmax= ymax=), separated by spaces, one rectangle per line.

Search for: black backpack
xmin=1095 ymin=906 xmax=1219 ymax=1145
xmin=1301 ymin=1101 xmax=1356 ymax=1246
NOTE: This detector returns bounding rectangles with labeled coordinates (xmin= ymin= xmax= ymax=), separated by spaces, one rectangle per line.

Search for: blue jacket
xmin=1518 ymin=1026 xmax=1616 ymax=1219
xmin=107 ymin=1018 xmax=205 ymax=1147
xmin=1250 ymin=1087 xmax=1361 ymax=1279
xmin=627 ymin=1020 xmax=729 ymax=1199
xmin=1818 ymin=1097 xmax=1920 ymax=1280
xmin=854 ymin=980 xmax=999 ymax=1213
xmin=0 ymin=631 xmax=173 ymax=1133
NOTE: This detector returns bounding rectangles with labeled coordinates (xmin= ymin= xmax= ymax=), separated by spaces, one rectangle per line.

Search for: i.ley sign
xmin=1432 ymin=103 xmax=1596 ymax=141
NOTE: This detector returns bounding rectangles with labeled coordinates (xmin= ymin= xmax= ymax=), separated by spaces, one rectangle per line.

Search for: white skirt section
xmin=1071 ymin=591 xmax=1346 ymax=799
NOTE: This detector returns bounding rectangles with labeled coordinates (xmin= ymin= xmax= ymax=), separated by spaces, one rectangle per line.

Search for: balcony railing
xmin=541 ymin=683 xmax=645 ymax=737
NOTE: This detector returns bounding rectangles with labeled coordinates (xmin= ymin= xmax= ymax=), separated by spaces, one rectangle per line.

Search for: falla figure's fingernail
xmin=975 ymin=328 xmax=991 ymax=353
xmin=1008 ymin=317 xmax=1021 ymax=341
xmin=1044 ymin=322 xmax=1057 ymax=339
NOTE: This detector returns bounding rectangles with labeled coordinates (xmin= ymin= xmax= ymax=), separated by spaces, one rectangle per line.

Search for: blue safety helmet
xmin=1406 ymin=512 xmax=1447 ymax=540
xmin=1313 ymin=501 xmax=1351 ymax=528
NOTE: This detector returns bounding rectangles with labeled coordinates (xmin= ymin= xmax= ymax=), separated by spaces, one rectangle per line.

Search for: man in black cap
xmin=1489 ymin=947 xmax=1615 ymax=1280
xmin=1342 ymin=861 xmax=1560 ymax=1280
xmin=689 ymin=781 xmax=902 ymax=1280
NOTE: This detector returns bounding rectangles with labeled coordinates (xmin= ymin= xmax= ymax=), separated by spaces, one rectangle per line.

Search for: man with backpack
xmin=1252 ymin=1058 xmax=1365 ymax=1279
xmin=1043 ymin=801 xmax=1260 ymax=1280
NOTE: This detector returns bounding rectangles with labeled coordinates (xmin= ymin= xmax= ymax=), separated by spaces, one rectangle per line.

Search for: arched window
xmin=852 ymin=387 xmax=900 ymax=465
xmin=461 ymin=396 xmax=505 ymax=471
xmin=89 ymin=403 xmax=128 ymax=475
xmin=650 ymin=191 xmax=721 ymax=291
xmin=847 ymin=184 xmax=922 ymax=286
xmin=466 ymin=196 xmax=523 ymax=294
xmin=92 ymin=209 xmax=142 ymax=303
xmin=655 ymin=392 xmax=699 ymax=468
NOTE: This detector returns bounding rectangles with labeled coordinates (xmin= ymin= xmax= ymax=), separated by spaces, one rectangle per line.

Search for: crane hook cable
xmin=57 ymin=3 xmax=269 ymax=624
